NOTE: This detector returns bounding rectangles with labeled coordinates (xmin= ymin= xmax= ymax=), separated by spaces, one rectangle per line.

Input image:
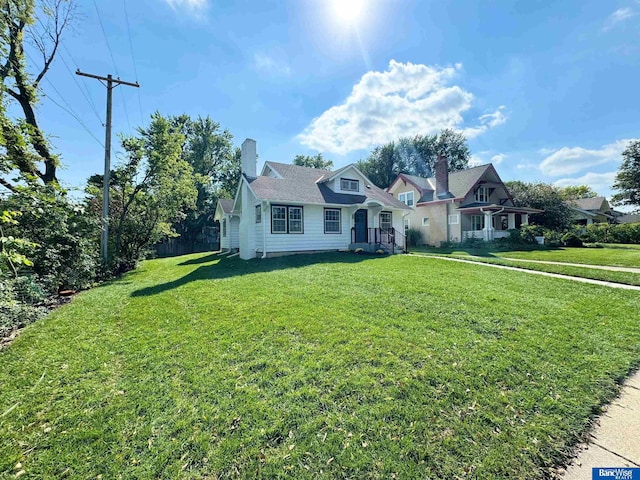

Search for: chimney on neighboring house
xmin=241 ymin=138 xmax=257 ymax=177
xmin=435 ymin=154 xmax=452 ymax=199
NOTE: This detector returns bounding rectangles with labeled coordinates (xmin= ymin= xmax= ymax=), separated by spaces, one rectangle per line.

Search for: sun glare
xmin=331 ymin=0 xmax=365 ymax=24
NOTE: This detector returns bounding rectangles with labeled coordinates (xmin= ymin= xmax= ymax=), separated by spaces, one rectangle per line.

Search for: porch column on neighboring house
xmin=508 ymin=213 xmax=516 ymax=230
xmin=521 ymin=213 xmax=529 ymax=225
xmin=483 ymin=211 xmax=494 ymax=241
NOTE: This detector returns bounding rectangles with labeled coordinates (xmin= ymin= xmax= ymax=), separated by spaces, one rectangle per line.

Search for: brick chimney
xmin=241 ymin=138 xmax=257 ymax=177
xmin=435 ymin=154 xmax=451 ymax=199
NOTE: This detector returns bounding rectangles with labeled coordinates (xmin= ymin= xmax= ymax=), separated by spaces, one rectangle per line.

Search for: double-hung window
xmin=222 ymin=219 xmax=227 ymax=237
xmin=340 ymin=178 xmax=359 ymax=192
xmin=398 ymin=191 xmax=414 ymax=206
xmin=255 ymin=205 xmax=261 ymax=223
xmin=324 ymin=208 xmax=341 ymax=233
xmin=475 ymin=186 xmax=489 ymax=203
xmin=471 ymin=215 xmax=485 ymax=231
xmin=271 ymin=205 xmax=304 ymax=234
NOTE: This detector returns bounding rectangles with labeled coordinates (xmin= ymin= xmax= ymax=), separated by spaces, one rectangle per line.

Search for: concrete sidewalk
xmin=413 ymin=255 xmax=640 ymax=291
xmin=490 ymin=257 xmax=640 ymax=274
xmin=563 ymin=370 xmax=640 ymax=479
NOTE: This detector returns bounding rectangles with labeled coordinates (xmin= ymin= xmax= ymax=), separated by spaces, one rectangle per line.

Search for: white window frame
xmin=448 ymin=214 xmax=459 ymax=225
xmin=324 ymin=208 xmax=341 ymax=234
xmin=340 ymin=178 xmax=359 ymax=192
xmin=422 ymin=217 xmax=430 ymax=226
xmin=222 ymin=218 xmax=227 ymax=237
xmin=475 ymin=186 xmax=489 ymax=203
xmin=403 ymin=218 xmax=410 ymax=235
xmin=380 ymin=211 xmax=392 ymax=230
xmin=398 ymin=191 xmax=414 ymax=207
xmin=271 ymin=206 xmax=287 ymax=233
xmin=288 ymin=206 xmax=304 ymax=234
xmin=471 ymin=215 xmax=485 ymax=231
xmin=255 ymin=205 xmax=261 ymax=224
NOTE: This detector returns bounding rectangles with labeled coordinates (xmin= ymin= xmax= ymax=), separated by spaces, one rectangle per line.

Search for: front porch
xmin=458 ymin=205 xmax=542 ymax=242
xmin=349 ymin=227 xmax=406 ymax=253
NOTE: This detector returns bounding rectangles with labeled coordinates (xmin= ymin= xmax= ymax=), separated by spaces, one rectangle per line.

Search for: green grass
xmin=498 ymin=244 xmax=640 ymax=268
xmin=411 ymin=249 xmax=640 ymax=286
xmin=1 ymin=253 xmax=640 ymax=479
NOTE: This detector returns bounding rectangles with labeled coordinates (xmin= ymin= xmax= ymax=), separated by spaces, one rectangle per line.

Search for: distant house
xmin=568 ymin=197 xmax=615 ymax=225
xmin=386 ymin=157 xmax=542 ymax=246
xmin=217 ymin=139 xmax=411 ymax=260
xmin=615 ymin=213 xmax=640 ymax=224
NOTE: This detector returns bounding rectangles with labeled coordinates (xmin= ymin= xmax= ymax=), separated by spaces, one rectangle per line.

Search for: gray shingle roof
xmin=399 ymin=164 xmax=494 ymax=203
xmin=249 ymin=162 xmax=409 ymax=209
xmin=572 ymin=196 xmax=607 ymax=211
xmin=218 ymin=199 xmax=234 ymax=214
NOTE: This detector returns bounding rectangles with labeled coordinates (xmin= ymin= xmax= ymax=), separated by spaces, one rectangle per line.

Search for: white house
xmin=219 ymin=139 xmax=411 ymax=260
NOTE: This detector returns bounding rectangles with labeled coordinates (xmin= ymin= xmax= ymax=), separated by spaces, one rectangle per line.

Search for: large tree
xmin=506 ymin=181 xmax=572 ymax=231
xmin=558 ymin=185 xmax=598 ymax=201
xmin=293 ymin=153 xmax=333 ymax=170
xmin=0 ymin=0 xmax=75 ymax=190
xmin=356 ymin=129 xmax=470 ymax=189
xmin=87 ymin=113 xmax=198 ymax=270
xmin=612 ymin=140 xmax=640 ymax=212
xmin=168 ymin=115 xmax=240 ymax=242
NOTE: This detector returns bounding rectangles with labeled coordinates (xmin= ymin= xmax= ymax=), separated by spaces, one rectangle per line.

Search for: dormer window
xmin=340 ymin=178 xmax=359 ymax=192
xmin=398 ymin=191 xmax=414 ymax=206
xmin=475 ymin=186 xmax=488 ymax=203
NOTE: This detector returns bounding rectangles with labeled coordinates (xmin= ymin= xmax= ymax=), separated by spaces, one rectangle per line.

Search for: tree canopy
xmin=558 ymin=185 xmax=598 ymax=201
xmin=506 ymin=181 xmax=572 ymax=231
xmin=0 ymin=0 xmax=75 ymax=190
xmin=293 ymin=153 xmax=333 ymax=170
xmin=356 ymin=129 xmax=470 ymax=189
xmin=612 ymin=140 xmax=640 ymax=212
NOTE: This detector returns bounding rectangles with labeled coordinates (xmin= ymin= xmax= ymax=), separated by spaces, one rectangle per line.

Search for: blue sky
xmin=30 ymin=0 xmax=640 ymax=204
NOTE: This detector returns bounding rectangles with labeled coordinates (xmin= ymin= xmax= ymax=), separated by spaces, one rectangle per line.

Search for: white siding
xmin=239 ymin=184 xmax=258 ymax=259
xmin=265 ymin=205 xmax=351 ymax=253
xmin=220 ymin=217 xmax=229 ymax=249
xmin=230 ymin=217 xmax=240 ymax=249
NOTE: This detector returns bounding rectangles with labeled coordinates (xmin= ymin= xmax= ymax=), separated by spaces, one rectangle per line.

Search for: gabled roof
xmin=217 ymin=199 xmax=234 ymax=214
xmin=246 ymin=161 xmax=409 ymax=209
xmin=571 ymin=196 xmax=608 ymax=212
xmin=391 ymin=164 xmax=500 ymax=204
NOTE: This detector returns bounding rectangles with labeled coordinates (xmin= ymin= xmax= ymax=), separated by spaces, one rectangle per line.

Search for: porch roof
xmin=456 ymin=203 xmax=543 ymax=214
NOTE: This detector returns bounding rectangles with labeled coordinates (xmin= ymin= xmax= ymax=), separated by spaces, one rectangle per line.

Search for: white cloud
xmin=539 ymin=139 xmax=634 ymax=176
xmin=468 ymin=155 xmax=484 ymax=167
xmin=165 ymin=0 xmax=208 ymax=14
xmin=490 ymin=153 xmax=506 ymax=165
xmin=554 ymin=171 xmax=617 ymax=196
xmin=298 ymin=60 xmax=507 ymax=155
xmin=253 ymin=52 xmax=291 ymax=77
xmin=603 ymin=7 xmax=637 ymax=31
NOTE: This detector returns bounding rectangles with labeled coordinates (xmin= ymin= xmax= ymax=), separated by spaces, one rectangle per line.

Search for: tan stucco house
xmin=387 ymin=157 xmax=541 ymax=246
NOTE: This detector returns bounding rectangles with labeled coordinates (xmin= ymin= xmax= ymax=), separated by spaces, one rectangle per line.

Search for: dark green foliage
xmin=1 ymin=185 xmax=100 ymax=291
xmin=357 ymin=129 xmax=470 ymax=189
xmin=505 ymin=181 xmax=572 ymax=231
xmin=293 ymin=153 xmax=333 ymax=170
xmin=612 ymin=140 xmax=640 ymax=211
xmin=562 ymin=232 xmax=583 ymax=247
xmin=405 ymin=227 xmax=423 ymax=247
xmin=558 ymin=185 xmax=598 ymax=201
xmin=581 ymin=222 xmax=640 ymax=244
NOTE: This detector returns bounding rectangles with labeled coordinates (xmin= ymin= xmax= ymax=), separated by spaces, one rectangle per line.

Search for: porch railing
xmin=351 ymin=227 xmax=406 ymax=251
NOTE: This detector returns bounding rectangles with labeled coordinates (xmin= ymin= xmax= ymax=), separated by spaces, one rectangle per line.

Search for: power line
xmin=58 ymin=51 xmax=104 ymax=126
xmin=38 ymin=85 xmax=105 ymax=148
xmin=123 ymin=0 xmax=145 ymax=126
xmin=92 ymin=0 xmax=131 ymax=130
xmin=61 ymin=44 xmax=102 ymax=123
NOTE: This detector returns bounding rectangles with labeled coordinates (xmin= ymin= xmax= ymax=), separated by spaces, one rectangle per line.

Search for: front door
xmin=354 ymin=209 xmax=368 ymax=243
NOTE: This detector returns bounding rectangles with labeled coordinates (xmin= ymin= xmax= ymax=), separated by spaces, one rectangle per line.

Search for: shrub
xmin=562 ymin=232 xmax=583 ymax=247
xmin=462 ymin=237 xmax=486 ymax=249
xmin=406 ymin=228 xmax=424 ymax=247
xmin=581 ymin=222 xmax=640 ymax=245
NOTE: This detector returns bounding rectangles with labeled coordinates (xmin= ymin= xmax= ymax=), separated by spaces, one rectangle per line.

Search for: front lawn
xmin=1 ymin=253 xmax=639 ymax=479
xmin=498 ymin=244 xmax=640 ymax=268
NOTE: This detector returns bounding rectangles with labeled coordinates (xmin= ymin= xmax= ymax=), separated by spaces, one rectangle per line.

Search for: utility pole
xmin=76 ymin=70 xmax=139 ymax=264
